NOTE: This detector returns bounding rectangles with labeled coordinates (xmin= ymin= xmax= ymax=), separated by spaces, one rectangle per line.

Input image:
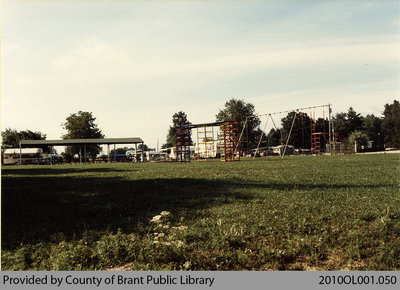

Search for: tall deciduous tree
xmin=1 ymin=128 xmax=48 ymax=151
xmin=382 ymin=100 xmax=400 ymax=148
xmin=332 ymin=112 xmax=348 ymax=137
xmin=62 ymin=111 xmax=104 ymax=160
xmin=280 ymin=111 xmax=313 ymax=149
xmin=162 ymin=111 xmax=191 ymax=148
xmin=363 ymin=114 xmax=383 ymax=148
xmin=216 ymin=99 xmax=260 ymax=151
xmin=348 ymin=130 xmax=368 ymax=152
xmin=265 ymin=128 xmax=281 ymax=146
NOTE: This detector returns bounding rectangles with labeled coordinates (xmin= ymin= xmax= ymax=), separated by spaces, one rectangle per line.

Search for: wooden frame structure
xmin=220 ymin=121 xmax=240 ymax=162
xmin=176 ymin=121 xmax=240 ymax=163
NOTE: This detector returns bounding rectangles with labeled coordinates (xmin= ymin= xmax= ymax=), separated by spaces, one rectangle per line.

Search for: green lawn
xmin=2 ymin=154 xmax=400 ymax=270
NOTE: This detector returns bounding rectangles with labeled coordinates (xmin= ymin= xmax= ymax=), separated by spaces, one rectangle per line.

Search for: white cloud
xmin=47 ymin=35 xmax=398 ymax=84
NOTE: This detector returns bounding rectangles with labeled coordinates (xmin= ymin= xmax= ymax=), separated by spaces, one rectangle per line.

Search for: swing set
xmin=175 ymin=104 xmax=352 ymax=163
xmin=239 ymin=104 xmax=353 ymax=157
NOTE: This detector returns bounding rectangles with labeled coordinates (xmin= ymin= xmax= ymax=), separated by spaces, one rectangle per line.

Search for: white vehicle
xmin=3 ymin=148 xmax=43 ymax=165
xmin=160 ymin=146 xmax=196 ymax=160
xmin=147 ymin=151 xmax=168 ymax=162
xmin=160 ymin=147 xmax=177 ymax=160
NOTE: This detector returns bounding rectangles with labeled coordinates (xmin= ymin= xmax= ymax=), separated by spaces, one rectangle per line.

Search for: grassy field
xmin=1 ymin=154 xmax=400 ymax=270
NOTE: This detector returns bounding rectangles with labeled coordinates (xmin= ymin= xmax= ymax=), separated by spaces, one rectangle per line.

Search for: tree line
xmin=162 ymin=99 xmax=400 ymax=151
xmin=2 ymin=111 xmax=104 ymax=161
xmin=1 ymin=100 xmax=399 ymax=159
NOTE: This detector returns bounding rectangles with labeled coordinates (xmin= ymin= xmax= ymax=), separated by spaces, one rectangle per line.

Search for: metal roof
xmin=177 ymin=122 xmax=225 ymax=129
xmin=20 ymin=137 xmax=144 ymax=146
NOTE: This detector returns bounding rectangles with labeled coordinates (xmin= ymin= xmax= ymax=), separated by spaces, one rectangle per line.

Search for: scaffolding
xmin=310 ymin=112 xmax=321 ymax=154
xmin=176 ymin=125 xmax=192 ymax=163
xmin=310 ymin=112 xmax=353 ymax=155
xmin=220 ymin=121 xmax=240 ymax=162
xmin=196 ymin=125 xmax=216 ymax=161
xmin=176 ymin=121 xmax=240 ymax=162
xmin=315 ymin=132 xmax=353 ymax=154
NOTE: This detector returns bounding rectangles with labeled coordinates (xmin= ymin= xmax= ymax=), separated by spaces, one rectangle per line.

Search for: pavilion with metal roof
xmin=19 ymin=137 xmax=144 ymax=165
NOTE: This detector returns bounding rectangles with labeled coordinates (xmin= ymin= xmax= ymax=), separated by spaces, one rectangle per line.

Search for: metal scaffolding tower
xmin=176 ymin=125 xmax=192 ymax=163
xmin=220 ymin=121 xmax=240 ymax=162
xmin=196 ymin=125 xmax=216 ymax=161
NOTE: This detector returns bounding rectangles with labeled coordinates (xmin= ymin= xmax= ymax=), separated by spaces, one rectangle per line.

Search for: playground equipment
xmin=176 ymin=125 xmax=192 ymax=163
xmin=240 ymin=104 xmax=353 ymax=157
xmin=196 ymin=123 xmax=217 ymax=161
xmin=220 ymin=121 xmax=240 ymax=162
xmin=176 ymin=121 xmax=240 ymax=163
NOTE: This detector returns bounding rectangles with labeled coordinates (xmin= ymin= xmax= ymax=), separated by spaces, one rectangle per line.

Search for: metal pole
xmin=282 ymin=111 xmax=297 ymax=157
xmin=113 ymin=144 xmax=116 ymax=162
xmin=246 ymin=124 xmax=249 ymax=154
xmin=301 ymin=112 xmax=304 ymax=149
xmin=84 ymin=144 xmax=87 ymax=165
xmin=141 ymin=142 xmax=144 ymax=162
xmin=328 ymin=103 xmax=332 ymax=155
xmin=197 ymin=127 xmax=200 ymax=161
xmin=107 ymin=144 xmax=110 ymax=163
xmin=52 ymin=146 xmax=55 ymax=165
xmin=254 ymin=115 xmax=269 ymax=158
xmin=331 ymin=106 xmax=335 ymax=153
xmin=19 ymin=143 xmax=22 ymax=165
xmin=134 ymin=143 xmax=138 ymax=162
xmin=235 ymin=118 xmax=247 ymax=155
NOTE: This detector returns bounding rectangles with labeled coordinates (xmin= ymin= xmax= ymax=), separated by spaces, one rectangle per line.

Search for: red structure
xmin=310 ymin=115 xmax=321 ymax=154
xmin=310 ymin=116 xmax=353 ymax=155
xmin=176 ymin=121 xmax=241 ymax=163
xmin=176 ymin=125 xmax=192 ymax=163
xmin=220 ymin=121 xmax=240 ymax=162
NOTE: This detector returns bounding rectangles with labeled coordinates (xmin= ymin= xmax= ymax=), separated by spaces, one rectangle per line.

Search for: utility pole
xmin=328 ymin=103 xmax=332 ymax=154
xmin=328 ymin=103 xmax=335 ymax=155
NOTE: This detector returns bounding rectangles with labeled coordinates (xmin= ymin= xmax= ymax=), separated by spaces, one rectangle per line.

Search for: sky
xmin=1 ymin=0 xmax=399 ymax=150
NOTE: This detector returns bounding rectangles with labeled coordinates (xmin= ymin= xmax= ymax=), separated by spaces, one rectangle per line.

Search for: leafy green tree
xmin=280 ymin=111 xmax=312 ymax=149
xmin=265 ymin=128 xmax=281 ymax=146
xmin=216 ymin=99 xmax=260 ymax=151
xmin=363 ymin=114 xmax=383 ymax=148
xmin=382 ymin=100 xmax=400 ymax=148
xmin=347 ymin=107 xmax=364 ymax=133
xmin=348 ymin=131 xmax=368 ymax=152
xmin=1 ymin=128 xmax=48 ymax=151
xmin=2 ymin=128 xmax=22 ymax=148
xmin=62 ymin=111 xmax=104 ymax=161
xmin=138 ymin=144 xmax=152 ymax=151
xmin=315 ymin=117 xmax=329 ymax=134
xmin=162 ymin=111 xmax=191 ymax=148
xmin=333 ymin=107 xmax=363 ymax=138
xmin=110 ymin=148 xmax=129 ymax=156
xmin=333 ymin=112 xmax=348 ymax=137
